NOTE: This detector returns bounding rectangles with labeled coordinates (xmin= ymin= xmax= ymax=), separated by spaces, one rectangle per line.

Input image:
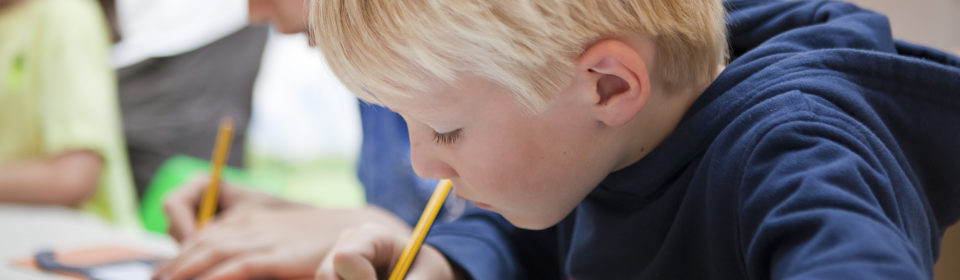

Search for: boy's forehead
xmin=378 ymin=83 xmax=463 ymax=124
xmin=380 ymin=73 xmax=496 ymax=125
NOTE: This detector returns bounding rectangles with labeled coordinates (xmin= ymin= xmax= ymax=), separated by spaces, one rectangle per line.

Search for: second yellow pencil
xmin=196 ymin=117 xmax=235 ymax=229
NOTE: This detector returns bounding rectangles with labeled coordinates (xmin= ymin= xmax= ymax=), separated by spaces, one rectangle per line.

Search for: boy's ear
xmin=574 ymin=39 xmax=651 ymax=127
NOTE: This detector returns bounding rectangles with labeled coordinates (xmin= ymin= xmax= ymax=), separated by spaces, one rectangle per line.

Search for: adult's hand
xmin=155 ymin=205 xmax=411 ymax=280
xmin=162 ymin=175 xmax=302 ymax=243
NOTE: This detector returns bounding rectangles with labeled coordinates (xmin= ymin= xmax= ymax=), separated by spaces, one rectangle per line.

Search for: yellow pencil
xmin=387 ymin=179 xmax=453 ymax=280
xmin=196 ymin=118 xmax=235 ymax=229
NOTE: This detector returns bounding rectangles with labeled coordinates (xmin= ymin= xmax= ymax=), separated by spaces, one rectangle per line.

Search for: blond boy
xmin=313 ymin=0 xmax=960 ymax=279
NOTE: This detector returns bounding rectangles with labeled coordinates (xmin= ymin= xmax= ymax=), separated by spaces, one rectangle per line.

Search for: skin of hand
xmin=161 ymin=175 xmax=303 ymax=243
xmin=314 ymin=223 xmax=464 ymax=280
xmin=0 ymin=150 xmax=102 ymax=207
xmin=156 ymin=176 xmax=413 ymax=280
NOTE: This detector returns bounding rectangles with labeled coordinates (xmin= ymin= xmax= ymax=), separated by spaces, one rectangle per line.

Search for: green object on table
xmin=139 ymin=155 xmax=281 ymax=234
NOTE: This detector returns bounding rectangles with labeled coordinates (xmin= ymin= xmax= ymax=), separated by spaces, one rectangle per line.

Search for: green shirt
xmin=0 ymin=0 xmax=140 ymax=230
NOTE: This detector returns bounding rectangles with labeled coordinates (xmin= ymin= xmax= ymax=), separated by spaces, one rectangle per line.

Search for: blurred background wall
xmin=845 ymin=1 xmax=960 ymax=279
xmin=848 ymin=0 xmax=960 ymax=53
xmin=246 ymin=30 xmax=363 ymax=207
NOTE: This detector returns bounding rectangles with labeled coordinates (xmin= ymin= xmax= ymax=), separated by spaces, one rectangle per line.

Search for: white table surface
xmin=0 ymin=204 xmax=177 ymax=279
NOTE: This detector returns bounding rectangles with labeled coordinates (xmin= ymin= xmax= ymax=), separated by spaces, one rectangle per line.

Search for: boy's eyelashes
xmin=433 ymin=129 xmax=463 ymax=145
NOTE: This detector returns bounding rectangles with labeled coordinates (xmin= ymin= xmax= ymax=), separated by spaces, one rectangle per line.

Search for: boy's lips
xmin=451 ymin=181 xmax=492 ymax=209
xmin=453 ymin=193 xmax=493 ymax=210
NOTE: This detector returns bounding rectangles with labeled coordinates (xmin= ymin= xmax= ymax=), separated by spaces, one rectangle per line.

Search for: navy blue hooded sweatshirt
xmin=413 ymin=0 xmax=960 ymax=279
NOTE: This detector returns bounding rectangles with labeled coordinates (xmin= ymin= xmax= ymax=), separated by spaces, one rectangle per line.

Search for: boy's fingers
xmin=333 ymin=252 xmax=378 ymax=280
xmin=403 ymin=245 xmax=455 ymax=280
xmin=314 ymin=254 xmax=339 ymax=280
xmin=325 ymin=224 xmax=404 ymax=280
xmin=315 ymin=228 xmax=364 ymax=280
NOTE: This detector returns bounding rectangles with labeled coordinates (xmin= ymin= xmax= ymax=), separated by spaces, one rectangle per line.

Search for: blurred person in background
xmin=0 ymin=0 xmax=140 ymax=230
xmin=111 ymin=0 xmax=267 ymax=198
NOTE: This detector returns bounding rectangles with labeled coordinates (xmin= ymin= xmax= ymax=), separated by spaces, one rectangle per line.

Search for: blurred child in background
xmin=0 ymin=0 xmax=139 ymax=229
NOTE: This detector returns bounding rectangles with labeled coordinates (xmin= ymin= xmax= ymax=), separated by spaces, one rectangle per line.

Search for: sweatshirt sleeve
xmin=737 ymin=119 xmax=936 ymax=279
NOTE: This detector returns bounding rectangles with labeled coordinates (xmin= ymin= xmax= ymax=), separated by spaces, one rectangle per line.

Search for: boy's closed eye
xmin=433 ymin=129 xmax=463 ymax=145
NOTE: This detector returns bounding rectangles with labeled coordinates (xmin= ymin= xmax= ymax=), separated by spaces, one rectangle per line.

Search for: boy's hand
xmin=162 ymin=175 xmax=299 ymax=242
xmin=315 ymin=224 xmax=461 ymax=280
xmin=155 ymin=206 xmax=411 ymax=280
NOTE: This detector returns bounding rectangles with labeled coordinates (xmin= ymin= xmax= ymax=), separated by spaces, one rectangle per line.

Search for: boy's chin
xmin=500 ymin=213 xmax=564 ymax=230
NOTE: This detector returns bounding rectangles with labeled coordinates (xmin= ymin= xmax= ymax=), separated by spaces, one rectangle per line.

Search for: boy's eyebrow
xmin=365 ymin=88 xmax=447 ymax=126
xmin=400 ymin=106 xmax=463 ymax=133
xmin=418 ymin=112 xmax=460 ymax=131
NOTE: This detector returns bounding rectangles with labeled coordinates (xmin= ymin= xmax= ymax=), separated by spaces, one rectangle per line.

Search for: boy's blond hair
xmin=312 ymin=0 xmax=727 ymax=111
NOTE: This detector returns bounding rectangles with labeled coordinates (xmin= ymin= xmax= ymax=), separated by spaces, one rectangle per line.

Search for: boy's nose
xmin=409 ymin=138 xmax=459 ymax=180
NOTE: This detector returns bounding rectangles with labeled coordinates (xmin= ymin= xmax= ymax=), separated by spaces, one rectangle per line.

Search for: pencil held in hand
xmin=196 ymin=118 xmax=235 ymax=229
xmin=388 ymin=179 xmax=453 ymax=280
